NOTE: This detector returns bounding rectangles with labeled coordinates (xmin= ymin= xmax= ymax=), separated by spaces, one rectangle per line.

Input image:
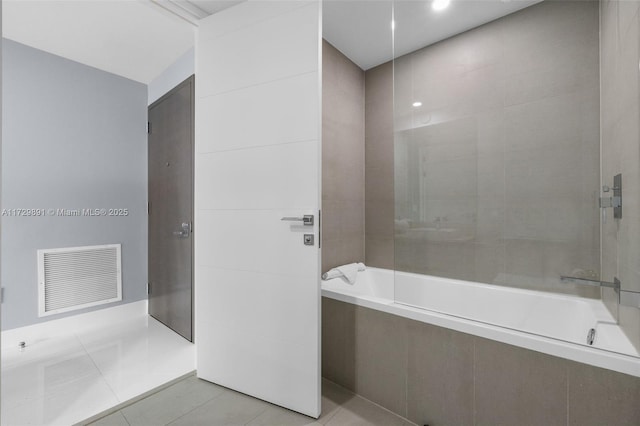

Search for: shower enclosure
xmin=322 ymin=2 xmax=640 ymax=423
xmin=390 ymin=0 xmax=640 ymax=357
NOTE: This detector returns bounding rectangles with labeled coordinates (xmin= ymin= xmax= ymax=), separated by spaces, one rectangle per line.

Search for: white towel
xmin=322 ymin=262 xmax=366 ymax=284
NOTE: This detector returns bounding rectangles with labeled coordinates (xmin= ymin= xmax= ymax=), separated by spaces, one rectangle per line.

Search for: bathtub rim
xmin=321 ymin=271 xmax=640 ymax=379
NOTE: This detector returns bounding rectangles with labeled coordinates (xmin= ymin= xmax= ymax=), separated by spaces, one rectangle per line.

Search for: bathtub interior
xmin=394 ymin=271 xmax=617 ymax=343
xmin=321 ymin=267 xmax=640 ymax=359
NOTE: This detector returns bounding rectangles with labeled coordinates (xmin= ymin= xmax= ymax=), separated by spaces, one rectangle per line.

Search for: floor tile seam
xmin=161 ymin=383 xmax=232 ymax=426
xmin=74 ymin=331 xmax=121 ymax=404
xmin=242 ymin=403 xmax=271 ymax=425
xmin=120 ymin=410 xmax=132 ymax=426
xmin=323 ymin=407 xmax=345 ymax=426
xmin=321 ymin=407 xmax=340 ymax=425
xmin=85 ymin=372 xmax=197 ymax=425
xmin=351 ymin=393 xmax=418 ymax=426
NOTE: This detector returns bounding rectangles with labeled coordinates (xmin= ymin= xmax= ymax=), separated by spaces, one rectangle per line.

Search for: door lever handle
xmin=281 ymin=215 xmax=314 ymax=226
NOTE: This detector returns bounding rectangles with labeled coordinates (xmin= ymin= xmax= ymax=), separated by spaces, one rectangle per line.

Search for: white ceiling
xmin=324 ymin=0 xmax=543 ymax=70
xmin=192 ymin=0 xmax=245 ymax=15
xmin=3 ymin=0 xmax=198 ymax=83
xmin=3 ymin=0 xmax=543 ymax=84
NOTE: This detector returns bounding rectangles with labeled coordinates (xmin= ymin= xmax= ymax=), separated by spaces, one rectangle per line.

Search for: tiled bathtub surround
xmin=322 ymin=298 xmax=640 ymax=426
xmin=600 ymin=0 xmax=640 ymax=352
xmin=322 ymin=41 xmax=366 ymax=272
xmin=366 ymin=1 xmax=602 ymax=297
xmin=364 ymin=61 xmax=394 ymax=270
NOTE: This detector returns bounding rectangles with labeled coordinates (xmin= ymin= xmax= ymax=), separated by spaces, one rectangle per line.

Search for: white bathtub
xmin=321 ymin=267 xmax=640 ymax=377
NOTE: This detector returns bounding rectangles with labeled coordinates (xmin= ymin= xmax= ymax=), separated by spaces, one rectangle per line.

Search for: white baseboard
xmin=2 ymin=300 xmax=148 ymax=349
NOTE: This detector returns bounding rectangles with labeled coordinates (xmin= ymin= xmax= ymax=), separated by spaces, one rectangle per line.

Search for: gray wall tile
xmin=353 ymin=307 xmax=407 ymax=417
xmin=406 ymin=320 xmax=474 ymax=426
xmin=363 ymin=235 xmax=394 ymax=270
xmin=321 ymin=298 xmax=356 ymax=390
xmin=322 ymin=40 xmax=365 ymax=273
xmin=322 ymin=299 xmax=640 ymax=426
xmin=475 ymin=339 xmax=567 ymax=426
xmin=568 ymin=361 xmax=640 ymax=426
xmin=364 ymin=61 xmax=394 ymax=269
xmin=387 ymin=1 xmax=601 ymax=296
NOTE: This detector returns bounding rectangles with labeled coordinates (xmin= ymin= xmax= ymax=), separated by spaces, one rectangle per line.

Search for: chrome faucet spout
xmin=560 ymin=276 xmax=620 ymax=289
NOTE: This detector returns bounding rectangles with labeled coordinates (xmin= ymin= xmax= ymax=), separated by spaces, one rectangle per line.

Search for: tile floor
xmin=1 ymin=315 xmax=195 ymax=426
xmin=3 ymin=312 xmax=415 ymax=426
xmin=87 ymin=376 xmax=415 ymax=426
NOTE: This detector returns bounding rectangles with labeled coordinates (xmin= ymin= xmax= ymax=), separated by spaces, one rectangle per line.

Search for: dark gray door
xmin=148 ymin=76 xmax=194 ymax=341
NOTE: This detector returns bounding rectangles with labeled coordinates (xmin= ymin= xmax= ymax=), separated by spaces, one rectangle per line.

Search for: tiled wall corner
xmin=364 ymin=62 xmax=395 ymax=269
xmin=321 ymin=298 xmax=356 ymax=390
xmin=322 ymin=40 xmax=366 ymax=273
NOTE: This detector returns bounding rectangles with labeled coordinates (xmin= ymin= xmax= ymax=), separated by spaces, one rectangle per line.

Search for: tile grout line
xmin=352 ymin=393 xmax=415 ymax=425
xmin=473 ymin=338 xmax=477 ymax=426
xmin=99 ymin=374 xmax=216 ymax=426
xmin=163 ymin=385 xmax=230 ymax=426
xmin=74 ymin=331 xmax=122 ymax=407
xmin=119 ymin=410 xmax=131 ymax=426
xmin=78 ymin=366 xmax=197 ymax=423
xmin=242 ymin=404 xmax=271 ymax=425
xmin=566 ymin=364 xmax=570 ymax=426
xmin=321 ymin=378 xmax=413 ymax=425
xmin=322 ymin=400 xmax=344 ymax=425
xmin=322 ymin=406 xmax=344 ymax=426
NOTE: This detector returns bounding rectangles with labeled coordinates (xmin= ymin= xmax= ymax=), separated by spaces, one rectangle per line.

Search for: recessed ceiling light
xmin=412 ymin=101 xmax=423 ymax=107
xmin=432 ymin=0 xmax=450 ymax=11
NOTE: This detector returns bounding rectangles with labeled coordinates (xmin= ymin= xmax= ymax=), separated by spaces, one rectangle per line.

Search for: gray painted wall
xmin=2 ymin=39 xmax=148 ymax=330
xmin=148 ymin=48 xmax=194 ymax=105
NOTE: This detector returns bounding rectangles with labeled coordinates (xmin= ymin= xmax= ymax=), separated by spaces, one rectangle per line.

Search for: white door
xmin=194 ymin=1 xmax=321 ymax=418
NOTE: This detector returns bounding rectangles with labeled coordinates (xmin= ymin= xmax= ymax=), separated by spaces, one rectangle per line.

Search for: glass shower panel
xmin=393 ymin=0 xmax=601 ymax=298
xmin=600 ymin=0 xmax=640 ymax=353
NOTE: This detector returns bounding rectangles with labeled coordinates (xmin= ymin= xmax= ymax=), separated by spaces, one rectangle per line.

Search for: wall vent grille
xmin=37 ymin=244 xmax=122 ymax=317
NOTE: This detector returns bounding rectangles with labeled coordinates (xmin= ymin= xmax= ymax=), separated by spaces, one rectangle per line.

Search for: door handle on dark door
xmin=173 ymin=222 xmax=191 ymax=238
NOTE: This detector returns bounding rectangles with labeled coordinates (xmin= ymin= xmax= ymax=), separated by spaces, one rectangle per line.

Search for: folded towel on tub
xmin=322 ymin=262 xmax=366 ymax=284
